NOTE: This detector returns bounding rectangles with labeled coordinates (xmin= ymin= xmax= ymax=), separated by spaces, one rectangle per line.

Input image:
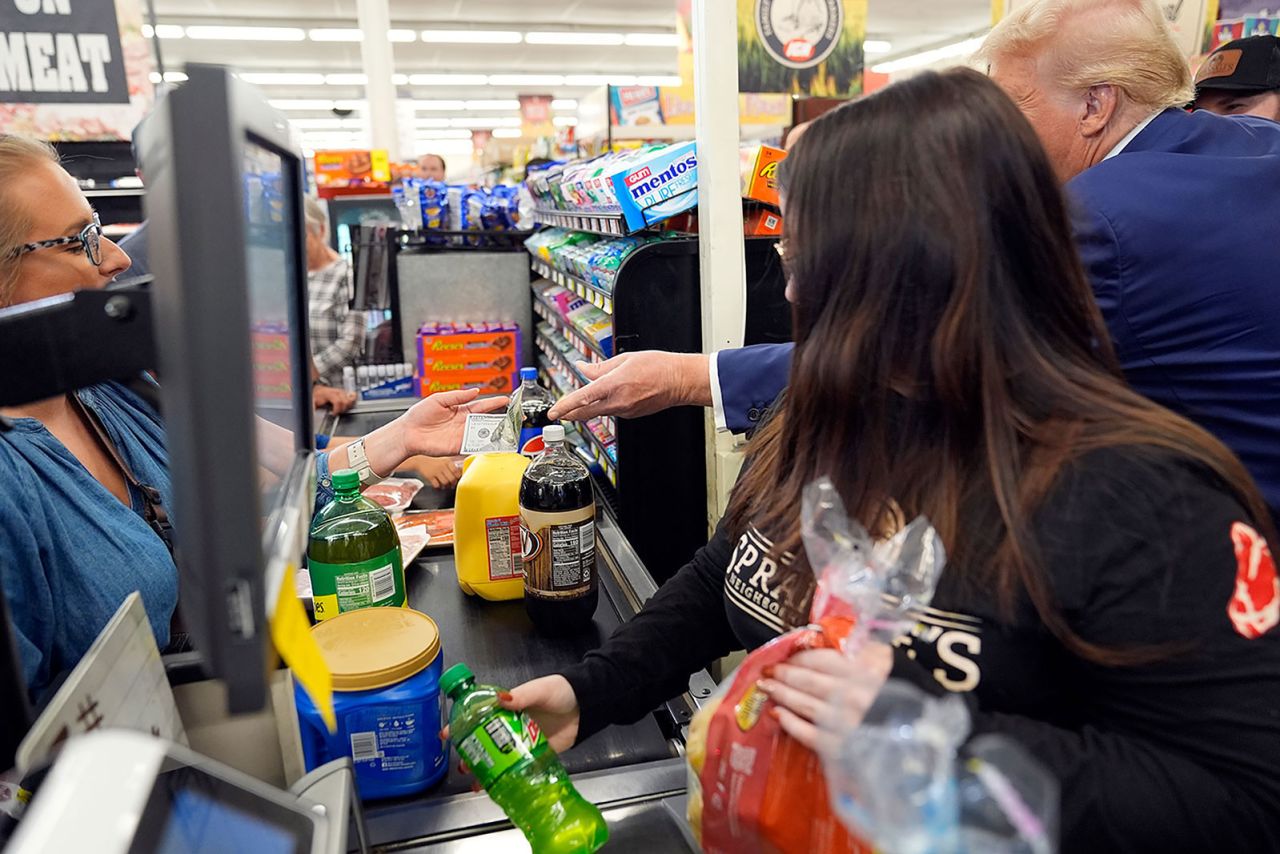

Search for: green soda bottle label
xmin=309 ymin=549 xmax=404 ymax=621
xmin=457 ymin=711 xmax=546 ymax=788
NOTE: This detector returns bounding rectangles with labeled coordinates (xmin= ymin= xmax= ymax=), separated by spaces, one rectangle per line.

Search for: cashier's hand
xmin=758 ymin=644 xmax=893 ymax=753
xmin=547 ymin=351 xmax=712 ymax=422
xmin=313 ymin=384 xmax=357 ymax=415
xmin=399 ymin=389 xmax=509 ymax=457
xmin=354 ymin=389 xmax=508 ymax=480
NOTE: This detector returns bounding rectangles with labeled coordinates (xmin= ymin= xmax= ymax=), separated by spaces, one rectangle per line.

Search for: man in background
xmin=416 ymin=153 xmax=447 ymax=181
xmin=304 ymin=196 xmax=365 ymax=391
xmin=1193 ymin=35 xmax=1280 ymax=121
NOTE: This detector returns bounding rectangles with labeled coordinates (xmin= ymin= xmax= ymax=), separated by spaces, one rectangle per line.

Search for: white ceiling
xmin=148 ymin=0 xmax=990 ymax=152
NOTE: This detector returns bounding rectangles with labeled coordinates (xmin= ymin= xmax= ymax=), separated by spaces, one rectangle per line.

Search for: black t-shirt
xmin=560 ymin=447 xmax=1280 ymax=851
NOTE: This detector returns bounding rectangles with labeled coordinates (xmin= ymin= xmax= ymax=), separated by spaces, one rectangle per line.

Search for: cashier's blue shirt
xmin=0 ymin=382 xmax=178 ymax=701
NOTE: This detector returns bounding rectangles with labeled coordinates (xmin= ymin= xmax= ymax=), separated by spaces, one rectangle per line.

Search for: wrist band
xmin=347 ymin=437 xmax=386 ymax=486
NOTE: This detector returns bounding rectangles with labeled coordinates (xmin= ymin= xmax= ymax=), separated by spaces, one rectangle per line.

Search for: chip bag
xmin=687 ymin=478 xmax=946 ymax=853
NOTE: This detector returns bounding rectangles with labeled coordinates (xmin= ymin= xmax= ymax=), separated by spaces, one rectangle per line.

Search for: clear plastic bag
xmin=685 ymin=477 xmax=947 ymax=853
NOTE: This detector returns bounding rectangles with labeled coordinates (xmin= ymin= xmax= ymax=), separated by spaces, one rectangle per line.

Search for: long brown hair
xmin=728 ymin=68 xmax=1275 ymax=664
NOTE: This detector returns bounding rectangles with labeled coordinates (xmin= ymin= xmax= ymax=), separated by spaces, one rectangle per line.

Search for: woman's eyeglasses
xmin=12 ymin=213 xmax=104 ymax=266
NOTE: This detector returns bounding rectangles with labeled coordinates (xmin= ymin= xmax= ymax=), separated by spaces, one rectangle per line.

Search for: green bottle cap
xmin=440 ymin=662 xmax=475 ymax=697
xmin=332 ymin=468 xmax=361 ymax=492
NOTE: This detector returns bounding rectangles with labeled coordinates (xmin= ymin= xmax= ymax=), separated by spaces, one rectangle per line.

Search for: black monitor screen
xmin=243 ymin=138 xmax=307 ymax=515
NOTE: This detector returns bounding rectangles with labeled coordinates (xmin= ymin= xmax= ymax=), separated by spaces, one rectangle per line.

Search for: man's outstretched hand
xmin=548 ymin=351 xmax=712 ymax=422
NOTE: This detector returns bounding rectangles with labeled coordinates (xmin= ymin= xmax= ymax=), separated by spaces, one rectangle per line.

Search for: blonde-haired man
xmin=978 ymin=0 xmax=1280 ymax=528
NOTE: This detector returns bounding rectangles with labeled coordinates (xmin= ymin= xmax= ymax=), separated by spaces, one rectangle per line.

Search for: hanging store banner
xmin=519 ymin=95 xmax=555 ymax=138
xmin=737 ymin=0 xmax=868 ymax=96
xmin=0 ymin=0 xmax=153 ymax=140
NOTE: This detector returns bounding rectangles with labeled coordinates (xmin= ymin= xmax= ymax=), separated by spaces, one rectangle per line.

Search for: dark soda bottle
xmin=512 ymin=367 xmax=554 ymax=456
xmin=519 ymin=426 xmax=597 ymax=635
xmin=307 ymin=468 xmax=405 ymax=621
xmin=441 ymin=663 xmax=608 ymax=853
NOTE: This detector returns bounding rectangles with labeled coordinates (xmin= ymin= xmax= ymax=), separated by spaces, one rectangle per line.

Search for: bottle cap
xmin=543 ymin=425 xmax=565 ymax=444
xmin=332 ymin=468 xmax=360 ymax=492
xmin=440 ymin=662 xmax=475 ymax=696
xmin=520 ymin=367 xmax=538 ymax=381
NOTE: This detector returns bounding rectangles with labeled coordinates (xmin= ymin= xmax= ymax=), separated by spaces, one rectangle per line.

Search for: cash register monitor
xmin=142 ymin=65 xmax=314 ymax=714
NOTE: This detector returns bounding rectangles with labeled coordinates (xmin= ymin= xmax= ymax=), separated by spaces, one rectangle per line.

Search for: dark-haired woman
xmin=497 ymin=70 xmax=1280 ymax=850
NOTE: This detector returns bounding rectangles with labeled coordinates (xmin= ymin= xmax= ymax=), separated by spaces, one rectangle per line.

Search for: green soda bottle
xmin=440 ymin=663 xmax=609 ymax=854
xmin=307 ymin=468 xmax=405 ymax=622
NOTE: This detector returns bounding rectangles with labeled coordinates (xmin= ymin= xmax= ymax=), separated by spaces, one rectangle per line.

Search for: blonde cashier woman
xmin=0 ymin=135 xmax=505 ymax=703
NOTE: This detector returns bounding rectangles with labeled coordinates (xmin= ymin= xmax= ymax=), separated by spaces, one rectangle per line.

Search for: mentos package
xmin=609 ymin=142 xmax=699 ymax=231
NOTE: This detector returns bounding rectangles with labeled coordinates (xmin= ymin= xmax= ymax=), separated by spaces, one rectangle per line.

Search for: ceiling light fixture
xmin=564 ymin=74 xmax=633 ymax=87
xmin=449 ymin=116 xmax=522 ymax=129
xmin=269 ymin=98 xmax=336 ymax=110
xmin=413 ymin=99 xmax=467 ymax=111
xmin=388 ymin=30 xmax=417 ymax=43
xmin=184 ymin=26 xmax=305 ymax=41
xmin=148 ymin=70 xmax=189 ymax=84
xmin=290 ymin=117 xmax=363 ymax=129
xmin=491 ymin=128 xmax=522 ymax=138
xmin=870 ymin=34 xmax=987 ymax=74
xmin=420 ymin=29 xmax=522 ymax=44
xmin=525 ymin=31 xmax=625 ymax=46
xmin=623 ymin=32 xmax=680 ymax=47
xmin=487 ymin=73 xmax=565 ymax=87
xmin=324 ymin=73 xmax=368 ymax=85
xmin=464 ymin=99 xmax=521 ymax=111
xmin=238 ymin=72 xmax=327 ymax=86
xmin=551 ymin=98 xmax=577 ymax=110
xmin=408 ymin=73 xmax=490 ymax=86
xmin=864 ymin=39 xmax=892 ymax=54
xmin=307 ymin=28 xmax=363 ymax=42
xmin=144 ymin=24 xmax=185 ymax=39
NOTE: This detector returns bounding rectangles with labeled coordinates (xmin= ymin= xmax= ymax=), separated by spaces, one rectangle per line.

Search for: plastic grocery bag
xmin=686 ymin=478 xmax=946 ymax=853
xmin=820 ymin=679 xmax=1058 ymax=854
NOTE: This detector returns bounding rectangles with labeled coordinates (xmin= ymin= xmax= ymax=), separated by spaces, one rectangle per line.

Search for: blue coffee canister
xmin=295 ymin=607 xmax=446 ymax=799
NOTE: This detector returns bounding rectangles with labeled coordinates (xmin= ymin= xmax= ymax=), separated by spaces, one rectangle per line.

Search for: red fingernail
xmin=498 ymin=691 xmax=514 ymax=702
xmin=761 ymin=665 xmax=777 ymax=679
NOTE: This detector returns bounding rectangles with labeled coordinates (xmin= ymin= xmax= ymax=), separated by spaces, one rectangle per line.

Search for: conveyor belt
xmin=330 ymin=405 xmax=680 ymax=808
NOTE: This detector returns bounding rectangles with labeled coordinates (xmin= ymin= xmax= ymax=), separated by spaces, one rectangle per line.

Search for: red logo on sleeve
xmin=1228 ymin=522 xmax=1279 ymax=639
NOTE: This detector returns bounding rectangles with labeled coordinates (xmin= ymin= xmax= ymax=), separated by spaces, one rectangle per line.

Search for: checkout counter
xmin=324 ymin=403 xmax=711 ymax=852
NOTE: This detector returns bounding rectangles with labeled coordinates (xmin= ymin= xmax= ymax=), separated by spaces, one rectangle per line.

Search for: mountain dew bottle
xmin=307 ymin=468 xmax=405 ymax=621
xmin=441 ymin=663 xmax=608 ymax=853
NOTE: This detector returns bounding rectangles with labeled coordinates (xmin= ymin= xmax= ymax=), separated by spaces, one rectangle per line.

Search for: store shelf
xmin=82 ymin=187 xmax=145 ymax=198
xmin=531 ymin=281 xmax=610 ymax=362
xmin=530 ymin=258 xmax=614 ymax=314
xmin=535 ymin=327 xmax=616 ymax=438
xmin=532 ymin=209 xmax=630 ymax=237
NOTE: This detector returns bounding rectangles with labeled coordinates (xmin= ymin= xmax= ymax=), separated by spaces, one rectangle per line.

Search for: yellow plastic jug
xmin=453 ymin=453 xmax=530 ymax=600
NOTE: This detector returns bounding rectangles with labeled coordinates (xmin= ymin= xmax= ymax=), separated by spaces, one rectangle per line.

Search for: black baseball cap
xmin=1195 ymin=35 xmax=1280 ymax=96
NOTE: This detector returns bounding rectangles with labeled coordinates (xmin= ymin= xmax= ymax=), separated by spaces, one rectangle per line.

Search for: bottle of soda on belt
xmin=519 ymin=426 xmax=597 ymax=636
xmin=512 ymin=367 xmax=554 ymax=456
xmin=441 ymin=663 xmax=608 ymax=854
xmin=307 ymin=468 xmax=405 ymax=621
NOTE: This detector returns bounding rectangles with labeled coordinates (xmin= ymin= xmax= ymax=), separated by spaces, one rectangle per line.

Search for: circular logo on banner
xmin=755 ymin=0 xmax=845 ymax=69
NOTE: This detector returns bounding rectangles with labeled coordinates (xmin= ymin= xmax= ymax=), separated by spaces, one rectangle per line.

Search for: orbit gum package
xmin=608 ymin=142 xmax=699 ymax=231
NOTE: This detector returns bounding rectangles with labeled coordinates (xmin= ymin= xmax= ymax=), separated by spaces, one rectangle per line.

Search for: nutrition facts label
xmin=485 ymin=515 xmax=523 ymax=581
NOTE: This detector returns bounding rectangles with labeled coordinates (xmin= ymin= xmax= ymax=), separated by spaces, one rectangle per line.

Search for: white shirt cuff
xmin=709 ymin=350 xmax=729 ymax=433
